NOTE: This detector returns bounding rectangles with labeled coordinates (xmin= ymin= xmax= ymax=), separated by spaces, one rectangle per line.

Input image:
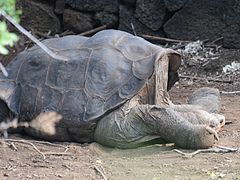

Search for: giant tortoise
xmin=0 ymin=30 xmax=225 ymax=149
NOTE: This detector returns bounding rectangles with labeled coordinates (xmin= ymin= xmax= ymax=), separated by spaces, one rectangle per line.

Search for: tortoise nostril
xmin=209 ymin=124 xmax=215 ymax=128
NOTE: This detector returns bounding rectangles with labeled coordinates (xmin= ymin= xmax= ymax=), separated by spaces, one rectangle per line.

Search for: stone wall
xmin=17 ymin=0 xmax=240 ymax=49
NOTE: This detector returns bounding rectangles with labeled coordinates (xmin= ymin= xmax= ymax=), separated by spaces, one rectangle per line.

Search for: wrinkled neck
xmin=134 ymin=73 xmax=155 ymax=105
xmin=135 ymin=55 xmax=171 ymax=107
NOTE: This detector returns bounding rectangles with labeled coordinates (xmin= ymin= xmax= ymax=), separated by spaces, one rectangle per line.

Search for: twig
xmin=171 ymin=44 xmax=186 ymax=50
xmin=79 ymin=25 xmax=107 ymax=36
xmin=140 ymin=34 xmax=191 ymax=43
xmin=43 ymin=152 xmax=73 ymax=156
xmin=27 ymin=140 xmax=69 ymax=149
xmin=94 ymin=165 xmax=108 ymax=180
xmin=173 ymin=146 xmax=239 ymax=158
xmin=0 ymin=9 xmax=68 ymax=62
xmin=221 ymin=91 xmax=240 ymax=95
xmin=211 ymin=37 xmax=224 ymax=44
xmin=9 ymin=142 xmax=18 ymax=151
xmin=62 ymin=164 xmax=73 ymax=170
xmin=216 ymin=145 xmax=238 ymax=151
xmin=33 ymin=30 xmax=52 ymax=39
xmin=3 ymin=139 xmax=46 ymax=159
xmin=4 ymin=138 xmax=69 ymax=152
xmin=0 ymin=62 xmax=8 ymax=77
xmin=225 ymin=121 xmax=233 ymax=125
xmin=179 ymin=75 xmax=233 ymax=83
xmin=3 ymin=138 xmax=72 ymax=159
xmin=130 ymin=22 xmax=137 ymax=36
xmin=59 ymin=30 xmax=75 ymax=37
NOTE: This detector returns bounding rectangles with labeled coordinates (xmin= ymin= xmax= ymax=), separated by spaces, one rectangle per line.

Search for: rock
xmin=164 ymin=0 xmax=240 ymax=49
xmin=118 ymin=5 xmax=165 ymax=36
xmin=54 ymin=0 xmax=66 ymax=14
xmin=63 ymin=9 xmax=95 ymax=33
xmin=119 ymin=0 xmax=136 ymax=6
xmin=17 ymin=0 xmax=61 ymax=34
xmin=94 ymin=12 xmax=118 ymax=28
xmin=164 ymin=0 xmax=188 ymax=11
xmin=135 ymin=0 xmax=166 ymax=31
xmin=65 ymin=0 xmax=119 ymax=13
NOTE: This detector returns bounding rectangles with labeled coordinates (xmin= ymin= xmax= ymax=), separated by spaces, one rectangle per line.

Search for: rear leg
xmin=188 ymin=87 xmax=221 ymax=113
xmin=0 ymin=99 xmax=16 ymax=137
xmin=169 ymin=87 xmax=225 ymax=130
xmin=24 ymin=111 xmax=95 ymax=143
xmin=188 ymin=87 xmax=225 ymax=129
xmin=0 ymin=99 xmax=12 ymax=121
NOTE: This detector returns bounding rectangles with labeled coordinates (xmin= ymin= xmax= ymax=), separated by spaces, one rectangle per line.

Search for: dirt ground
xmin=1 ymin=27 xmax=240 ymax=179
xmin=0 ymin=78 xmax=240 ymax=180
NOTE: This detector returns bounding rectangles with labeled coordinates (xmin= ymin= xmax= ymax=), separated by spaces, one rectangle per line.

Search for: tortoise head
xmin=167 ymin=52 xmax=181 ymax=91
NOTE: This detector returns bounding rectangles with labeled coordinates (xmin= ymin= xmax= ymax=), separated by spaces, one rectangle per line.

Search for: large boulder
xmin=65 ymin=0 xmax=119 ymax=13
xmin=17 ymin=0 xmax=61 ymax=34
xmin=94 ymin=12 xmax=119 ymax=28
xmin=164 ymin=0 xmax=240 ymax=48
xmin=164 ymin=0 xmax=188 ymax=12
xmin=135 ymin=0 xmax=166 ymax=31
xmin=118 ymin=5 xmax=165 ymax=36
xmin=119 ymin=0 xmax=136 ymax=6
xmin=63 ymin=9 xmax=95 ymax=33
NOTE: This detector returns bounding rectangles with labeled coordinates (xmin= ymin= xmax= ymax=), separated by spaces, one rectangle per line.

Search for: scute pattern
xmin=19 ymin=85 xmax=38 ymax=120
xmin=119 ymin=76 xmax=145 ymax=98
xmin=115 ymin=35 xmax=158 ymax=61
xmin=104 ymin=92 xmax=123 ymax=111
xmin=132 ymin=57 xmax=155 ymax=80
xmin=46 ymin=49 xmax=91 ymax=89
xmin=3 ymin=30 xmax=167 ymax=123
xmin=85 ymin=96 xmax=105 ymax=121
xmin=40 ymin=86 xmax=62 ymax=112
xmin=17 ymin=52 xmax=50 ymax=87
xmin=85 ymin=47 xmax=132 ymax=99
xmin=62 ymin=90 xmax=87 ymax=121
xmin=29 ymin=35 xmax=89 ymax=51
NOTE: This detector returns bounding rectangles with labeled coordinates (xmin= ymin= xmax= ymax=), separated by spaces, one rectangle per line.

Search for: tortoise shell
xmin=0 ymin=30 xmax=180 ymax=125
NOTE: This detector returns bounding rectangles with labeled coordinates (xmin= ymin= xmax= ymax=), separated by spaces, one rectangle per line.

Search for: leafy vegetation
xmin=0 ymin=0 xmax=21 ymax=55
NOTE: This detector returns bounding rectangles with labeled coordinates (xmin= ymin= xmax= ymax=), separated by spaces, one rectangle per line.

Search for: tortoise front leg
xmin=94 ymin=102 xmax=218 ymax=149
xmin=138 ymin=105 xmax=218 ymax=149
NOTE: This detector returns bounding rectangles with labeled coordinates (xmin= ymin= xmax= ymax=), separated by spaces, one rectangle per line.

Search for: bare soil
xmin=1 ymin=28 xmax=240 ymax=179
xmin=0 ymin=78 xmax=240 ymax=180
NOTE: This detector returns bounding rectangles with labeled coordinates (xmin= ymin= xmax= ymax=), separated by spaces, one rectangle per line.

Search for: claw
xmin=206 ymin=126 xmax=219 ymax=141
xmin=215 ymin=115 xmax=226 ymax=132
xmin=219 ymin=115 xmax=226 ymax=128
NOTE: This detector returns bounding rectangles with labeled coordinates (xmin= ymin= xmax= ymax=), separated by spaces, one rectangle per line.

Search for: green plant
xmin=0 ymin=0 xmax=21 ymax=55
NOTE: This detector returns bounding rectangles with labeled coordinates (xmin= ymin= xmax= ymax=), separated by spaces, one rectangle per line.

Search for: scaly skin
xmin=94 ymin=102 xmax=219 ymax=149
xmin=94 ymin=88 xmax=223 ymax=149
